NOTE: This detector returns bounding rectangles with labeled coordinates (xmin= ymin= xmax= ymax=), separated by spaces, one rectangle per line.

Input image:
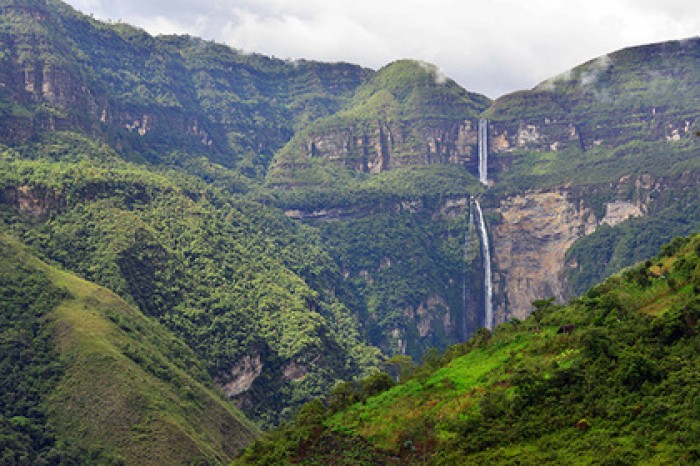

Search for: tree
xmin=384 ymin=355 xmax=414 ymax=382
xmin=531 ymin=297 xmax=556 ymax=332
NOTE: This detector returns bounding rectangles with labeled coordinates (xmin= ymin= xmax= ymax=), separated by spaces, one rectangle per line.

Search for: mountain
xmin=267 ymin=59 xmax=491 ymax=186
xmin=1 ymin=0 xmax=699 ymax=457
xmin=263 ymin=38 xmax=700 ymax=356
xmin=0 ymin=234 xmax=257 ymax=465
xmin=0 ymin=0 xmax=371 ymax=176
xmin=266 ymin=59 xmax=492 ymax=357
xmin=236 ymin=233 xmax=700 ymax=464
xmin=0 ymin=0 xmax=382 ymax=430
xmin=483 ymin=38 xmax=700 ymax=322
xmin=0 ymin=134 xmax=381 ymax=429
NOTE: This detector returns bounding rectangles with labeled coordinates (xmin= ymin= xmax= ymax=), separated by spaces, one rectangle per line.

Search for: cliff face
xmin=305 ymin=118 xmax=478 ymax=174
xmin=267 ymin=60 xmax=491 ymax=185
xmin=283 ymin=193 xmax=481 ymax=359
xmin=2 ymin=185 xmax=65 ymax=220
xmin=485 ymin=110 xmax=696 ymax=158
xmin=270 ymin=39 xmax=700 ymax=351
xmin=2 ymin=2 xmax=700 ymax=436
xmin=489 ymin=173 xmax=691 ymax=322
xmin=0 ymin=0 xmax=371 ymax=169
xmin=484 ymin=39 xmax=700 ymax=160
xmin=475 ymin=39 xmax=700 ymax=322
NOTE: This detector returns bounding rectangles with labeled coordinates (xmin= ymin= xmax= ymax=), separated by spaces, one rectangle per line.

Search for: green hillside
xmin=486 ymin=39 xmax=700 ymax=297
xmin=0 ymin=0 xmax=371 ymax=176
xmin=1 ymin=234 xmax=258 ymax=465
xmin=237 ymin=234 xmax=700 ymax=464
xmin=0 ymin=134 xmax=380 ymax=428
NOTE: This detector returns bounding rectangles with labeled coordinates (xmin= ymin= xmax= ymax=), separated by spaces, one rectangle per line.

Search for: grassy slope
xmin=237 ymin=234 xmax=700 ymax=465
xmin=1 ymin=235 xmax=257 ymax=465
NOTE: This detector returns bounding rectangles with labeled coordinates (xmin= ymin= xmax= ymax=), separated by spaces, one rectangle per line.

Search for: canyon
xmin=1 ymin=3 xmax=699 ymax=458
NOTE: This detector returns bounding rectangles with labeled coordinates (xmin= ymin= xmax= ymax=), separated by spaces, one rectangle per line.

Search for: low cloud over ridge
xmin=66 ymin=0 xmax=700 ymax=98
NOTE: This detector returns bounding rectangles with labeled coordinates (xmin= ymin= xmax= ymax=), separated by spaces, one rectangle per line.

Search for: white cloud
xmin=62 ymin=0 xmax=700 ymax=98
xmin=417 ymin=61 xmax=448 ymax=85
xmin=580 ymin=55 xmax=612 ymax=87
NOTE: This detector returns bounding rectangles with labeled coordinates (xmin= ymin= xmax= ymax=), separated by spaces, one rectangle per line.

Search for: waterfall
xmin=474 ymin=200 xmax=493 ymax=330
xmin=474 ymin=120 xmax=493 ymax=330
xmin=462 ymin=199 xmax=475 ymax=340
xmin=478 ymin=119 xmax=488 ymax=185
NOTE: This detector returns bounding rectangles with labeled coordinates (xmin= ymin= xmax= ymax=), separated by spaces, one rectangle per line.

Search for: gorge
xmin=0 ymin=1 xmax=699 ymax=462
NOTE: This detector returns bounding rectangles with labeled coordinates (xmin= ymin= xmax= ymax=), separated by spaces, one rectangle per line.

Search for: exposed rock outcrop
xmin=491 ymin=176 xmax=655 ymax=322
xmin=219 ymin=353 xmax=263 ymax=398
xmin=304 ymin=119 xmax=479 ymax=174
xmin=2 ymin=185 xmax=64 ymax=220
xmin=491 ymin=190 xmax=598 ymax=322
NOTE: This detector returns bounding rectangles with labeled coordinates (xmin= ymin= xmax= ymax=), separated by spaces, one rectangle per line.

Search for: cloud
xmin=63 ymin=0 xmax=700 ymax=98
xmin=580 ymin=55 xmax=612 ymax=87
xmin=417 ymin=61 xmax=448 ymax=85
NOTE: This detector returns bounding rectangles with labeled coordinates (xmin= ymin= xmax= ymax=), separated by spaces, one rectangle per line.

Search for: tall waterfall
xmin=462 ymin=198 xmax=475 ymax=340
xmin=478 ymin=119 xmax=488 ymax=185
xmin=474 ymin=200 xmax=493 ymax=330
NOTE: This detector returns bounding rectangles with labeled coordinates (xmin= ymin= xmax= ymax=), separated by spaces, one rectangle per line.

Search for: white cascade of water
xmin=462 ymin=198 xmax=475 ymax=340
xmin=474 ymin=200 xmax=493 ymax=330
xmin=478 ymin=119 xmax=488 ymax=185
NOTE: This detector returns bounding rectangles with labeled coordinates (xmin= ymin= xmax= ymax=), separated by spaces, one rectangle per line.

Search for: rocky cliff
xmin=2 ymin=1 xmax=700 ymax=439
xmin=279 ymin=190 xmax=485 ymax=359
xmin=490 ymin=178 xmax=645 ymax=322
xmin=489 ymin=169 xmax=700 ymax=322
xmin=267 ymin=38 xmax=700 ymax=353
xmin=301 ymin=118 xmax=478 ymax=174
xmin=0 ymin=0 xmax=371 ymax=170
xmin=267 ymin=60 xmax=491 ymax=185
xmin=484 ymin=39 xmax=700 ymax=162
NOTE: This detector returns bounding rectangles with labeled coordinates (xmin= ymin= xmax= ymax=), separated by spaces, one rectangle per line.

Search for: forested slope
xmin=237 ymin=234 xmax=700 ymax=465
xmin=0 ymin=134 xmax=380 ymax=427
xmin=1 ymin=0 xmax=699 ymax=453
xmin=1 ymin=234 xmax=258 ymax=465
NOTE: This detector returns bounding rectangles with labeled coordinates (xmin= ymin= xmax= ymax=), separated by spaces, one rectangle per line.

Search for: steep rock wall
xmin=304 ymin=118 xmax=479 ymax=174
xmin=491 ymin=175 xmax=657 ymax=322
xmin=487 ymin=113 xmax=697 ymax=157
xmin=285 ymin=195 xmax=477 ymax=358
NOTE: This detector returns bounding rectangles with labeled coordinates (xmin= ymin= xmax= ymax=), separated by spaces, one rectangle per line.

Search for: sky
xmin=64 ymin=0 xmax=700 ymax=98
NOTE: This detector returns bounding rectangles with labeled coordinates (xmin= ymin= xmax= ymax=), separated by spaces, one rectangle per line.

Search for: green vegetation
xmin=482 ymin=38 xmax=700 ymax=299
xmin=0 ymin=236 xmax=85 ymax=464
xmin=1 ymin=235 xmax=258 ymax=464
xmin=313 ymin=202 xmax=484 ymax=358
xmin=1 ymin=3 xmax=700 ymax=464
xmin=262 ymin=163 xmax=486 ymax=360
xmin=237 ymin=234 xmax=700 ymax=464
xmin=0 ymin=132 xmax=380 ymax=427
xmin=490 ymin=140 xmax=700 ymax=196
xmin=273 ymin=164 xmax=483 ymax=211
xmin=566 ymin=195 xmax=700 ymax=295
xmin=0 ymin=0 xmax=371 ymax=177
xmin=267 ymin=60 xmax=491 ymax=186
xmin=347 ymin=60 xmax=490 ymax=120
